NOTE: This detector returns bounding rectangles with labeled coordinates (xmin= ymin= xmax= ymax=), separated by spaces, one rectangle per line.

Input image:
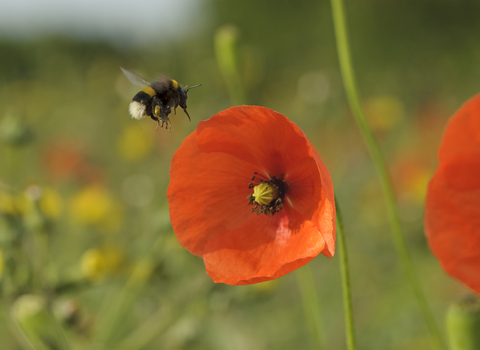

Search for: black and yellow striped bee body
xmin=121 ymin=67 xmax=201 ymax=131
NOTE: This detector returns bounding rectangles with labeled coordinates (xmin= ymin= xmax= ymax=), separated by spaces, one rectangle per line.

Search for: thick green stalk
xmin=335 ymin=198 xmax=357 ymax=350
xmin=93 ymin=236 xmax=163 ymax=347
xmin=115 ymin=306 xmax=173 ymax=350
xmin=447 ymin=295 xmax=480 ymax=350
xmin=329 ymin=0 xmax=446 ymax=349
xmin=214 ymin=25 xmax=247 ymax=105
xmin=296 ymin=265 xmax=325 ymax=349
xmin=11 ymin=294 xmax=71 ymax=350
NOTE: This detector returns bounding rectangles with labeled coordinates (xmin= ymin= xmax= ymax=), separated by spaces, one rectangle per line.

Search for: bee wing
xmin=150 ymin=79 xmax=171 ymax=92
xmin=120 ymin=67 xmax=151 ymax=88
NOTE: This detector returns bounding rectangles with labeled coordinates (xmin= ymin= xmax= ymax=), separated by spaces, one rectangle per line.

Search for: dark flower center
xmin=248 ymin=173 xmax=286 ymax=216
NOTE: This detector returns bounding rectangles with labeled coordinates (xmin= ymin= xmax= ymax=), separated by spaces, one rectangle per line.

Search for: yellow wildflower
xmin=129 ymin=259 xmax=154 ymax=284
xmin=117 ymin=124 xmax=153 ymax=161
xmin=39 ymin=188 xmax=63 ymax=219
xmin=81 ymin=246 xmax=126 ymax=281
xmin=0 ymin=191 xmax=18 ymax=215
xmin=70 ymin=186 xmax=122 ymax=231
xmin=365 ymin=95 xmax=405 ymax=131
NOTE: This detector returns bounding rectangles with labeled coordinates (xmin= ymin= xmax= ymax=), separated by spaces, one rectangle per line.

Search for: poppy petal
xmin=425 ymin=92 xmax=480 ymax=294
xmin=285 ymin=156 xmax=335 ymax=257
xmin=167 ymin=131 xmax=257 ymax=256
xmin=196 ymin=106 xmax=319 ymax=175
xmin=203 ymin=212 xmax=326 ymax=285
xmin=425 ymin=155 xmax=480 ymax=293
xmin=438 ymin=94 xmax=480 ymax=163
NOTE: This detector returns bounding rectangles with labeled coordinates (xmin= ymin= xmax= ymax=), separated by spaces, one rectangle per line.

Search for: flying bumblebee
xmin=120 ymin=67 xmax=201 ymax=131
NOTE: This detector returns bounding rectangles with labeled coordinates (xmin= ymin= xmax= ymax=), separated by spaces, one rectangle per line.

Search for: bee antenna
xmin=185 ymin=84 xmax=202 ymax=92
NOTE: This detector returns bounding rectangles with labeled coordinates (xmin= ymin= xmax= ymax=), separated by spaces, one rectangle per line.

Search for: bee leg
xmin=163 ymin=105 xmax=172 ymax=117
xmin=147 ymin=111 xmax=159 ymax=130
xmin=159 ymin=113 xmax=172 ymax=132
xmin=149 ymin=113 xmax=159 ymax=125
xmin=166 ymin=121 xmax=172 ymax=133
xmin=150 ymin=102 xmax=164 ymax=130
xmin=158 ymin=120 xmax=171 ymax=132
xmin=153 ymin=105 xmax=162 ymax=118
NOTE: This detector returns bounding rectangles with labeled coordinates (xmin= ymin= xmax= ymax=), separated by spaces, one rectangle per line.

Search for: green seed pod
xmin=447 ymin=294 xmax=480 ymax=350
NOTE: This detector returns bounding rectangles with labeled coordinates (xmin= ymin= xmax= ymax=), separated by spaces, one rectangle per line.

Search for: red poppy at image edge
xmin=167 ymin=106 xmax=336 ymax=285
xmin=425 ymin=93 xmax=480 ymax=294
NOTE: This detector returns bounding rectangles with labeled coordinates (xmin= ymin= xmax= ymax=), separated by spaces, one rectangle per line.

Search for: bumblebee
xmin=120 ymin=67 xmax=201 ymax=131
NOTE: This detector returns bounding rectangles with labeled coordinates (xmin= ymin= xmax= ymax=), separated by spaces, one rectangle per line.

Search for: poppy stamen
xmin=248 ymin=174 xmax=286 ymax=216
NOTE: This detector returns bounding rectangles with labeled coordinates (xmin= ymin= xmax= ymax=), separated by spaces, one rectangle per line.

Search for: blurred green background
xmin=1 ymin=0 xmax=479 ymax=349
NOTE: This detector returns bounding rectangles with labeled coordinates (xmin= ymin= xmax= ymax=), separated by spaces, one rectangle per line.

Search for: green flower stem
xmin=335 ymin=198 xmax=357 ymax=350
xmin=296 ymin=265 xmax=325 ymax=349
xmin=329 ymin=0 xmax=446 ymax=349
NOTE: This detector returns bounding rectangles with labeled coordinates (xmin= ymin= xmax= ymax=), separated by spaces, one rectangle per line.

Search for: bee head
xmin=179 ymin=84 xmax=202 ymax=109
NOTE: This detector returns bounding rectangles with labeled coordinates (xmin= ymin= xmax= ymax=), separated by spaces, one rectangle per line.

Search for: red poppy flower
xmin=167 ymin=106 xmax=335 ymax=285
xmin=425 ymin=93 xmax=480 ymax=293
